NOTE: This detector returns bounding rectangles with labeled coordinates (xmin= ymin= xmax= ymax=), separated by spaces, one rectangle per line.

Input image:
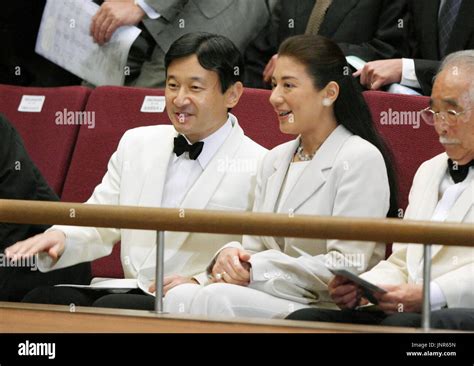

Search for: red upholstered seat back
xmin=233 ymin=88 xmax=292 ymax=148
xmin=61 ymin=86 xmax=169 ymax=203
xmin=363 ymin=91 xmax=444 ymax=211
xmin=0 ymin=84 xmax=90 ymax=196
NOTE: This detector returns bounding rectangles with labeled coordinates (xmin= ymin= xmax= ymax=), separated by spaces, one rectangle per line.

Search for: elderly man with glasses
xmin=286 ymin=50 xmax=474 ymax=330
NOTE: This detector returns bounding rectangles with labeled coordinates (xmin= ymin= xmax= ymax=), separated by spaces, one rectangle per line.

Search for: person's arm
xmin=90 ymin=0 xmax=146 ymax=44
xmin=359 ymin=244 xmax=409 ymax=285
xmin=249 ymin=144 xmax=391 ymax=303
xmin=90 ymin=0 xmax=187 ymax=44
xmin=5 ymin=130 xmax=134 ymax=271
xmin=413 ymin=59 xmax=441 ymax=96
xmin=433 ymin=261 xmax=474 ymax=308
xmin=400 ymin=58 xmax=421 ymax=88
xmin=373 ymin=281 xmax=449 ymax=314
xmin=135 ymin=0 xmax=160 ymax=19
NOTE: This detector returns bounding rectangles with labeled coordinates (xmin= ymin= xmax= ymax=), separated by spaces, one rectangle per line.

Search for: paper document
xmin=387 ymin=83 xmax=422 ymax=96
xmin=35 ymin=0 xmax=142 ymax=86
xmin=56 ymin=277 xmax=139 ymax=294
xmin=345 ymin=55 xmax=367 ymax=71
xmin=292 ymin=245 xmax=387 ymax=305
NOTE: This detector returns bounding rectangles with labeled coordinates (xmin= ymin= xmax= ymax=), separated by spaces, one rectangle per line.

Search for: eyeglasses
xmin=420 ymin=107 xmax=472 ymax=127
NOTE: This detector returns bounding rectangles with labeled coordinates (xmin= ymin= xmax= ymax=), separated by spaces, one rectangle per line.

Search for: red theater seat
xmin=60 ymin=86 xmax=169 ymax=204
xmin=364 ymin=91 xmax=443 ymax=211
xmin=233 ymin=88 xmax=292 ymax=148
xmin=0 ymin=84 xmax=90 ymax=196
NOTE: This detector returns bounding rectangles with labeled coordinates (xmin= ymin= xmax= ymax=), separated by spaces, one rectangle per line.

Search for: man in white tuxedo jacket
xmin=287 ymin=50 xmax=474 ymax=330
xmin=6 ymin=33 xmax=266 ymax=308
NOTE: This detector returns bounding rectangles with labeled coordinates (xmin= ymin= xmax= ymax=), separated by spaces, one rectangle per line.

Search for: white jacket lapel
xmin=261 ymin=139 xmax=298 ymax=213
xmin=181 ymin=121 xmax=243 ymax=209
xmin=138 ymin=127 xmax=176 ymax=208
xmin=446 ymin=178 xmax=474 ymax=223
xmin=279 ymin=125 xmax=351 ymax=214
xmin=430 ymin=178 xmax=474 ymax=260
xmin=413 ymin=154 xmax=448 ymax=221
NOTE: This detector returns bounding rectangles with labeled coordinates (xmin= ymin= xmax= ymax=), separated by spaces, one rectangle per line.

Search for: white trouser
xmin=164 ymin=283 xmax=311 ymax=319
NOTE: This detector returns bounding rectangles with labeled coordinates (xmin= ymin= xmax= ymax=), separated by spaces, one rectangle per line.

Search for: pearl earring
xmin=322 ymin=98 xmax=332 ymax=107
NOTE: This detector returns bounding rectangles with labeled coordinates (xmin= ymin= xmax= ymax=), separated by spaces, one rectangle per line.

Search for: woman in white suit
xmin=163 ymin=35 xmax=398 ymax=318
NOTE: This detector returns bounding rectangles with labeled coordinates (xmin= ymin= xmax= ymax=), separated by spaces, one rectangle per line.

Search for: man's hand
xmin=263 ymin=54 xmax=278 ymax=84
xmin=211 ymin=248 xmax=251 ymax=286
xmin=373 ymin=284 xmax=423 ymax=314
xmin=91 ymin=0 xmax=145 ymax=45
xmin=148 ymin=275 xmax=198 ymax=296
xmin=5 ymin=231 xmax=66 ymax=262
xmin=328 ymin=275 xmax=367 ymax=309
xmin=353 ymin=59 xmax=403 ymax=90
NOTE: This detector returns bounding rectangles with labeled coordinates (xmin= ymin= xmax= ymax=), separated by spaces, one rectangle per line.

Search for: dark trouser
xmin=22 ymin=286 xmax=155 ymax=311
xmin=0 ymin=263 xmax=91 ymax=302
xmin=286 ymin=308 xmax=474 ymax=330
xmin=287 ymin=308 xmax=387 ymax=325
xmin=93 ymin=293 xmax=155 ymax=310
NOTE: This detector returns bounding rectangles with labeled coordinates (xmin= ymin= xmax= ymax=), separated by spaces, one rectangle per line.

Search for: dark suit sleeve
xmin=243 ymin=0 xmax=280 ymax=88
xmin=0 ymin=114 xmax=58 ymax=248
xmin=414 ymin=59 xmax=440 ymax=96
xmin=336 ymin=0 xmax=409 ymax=61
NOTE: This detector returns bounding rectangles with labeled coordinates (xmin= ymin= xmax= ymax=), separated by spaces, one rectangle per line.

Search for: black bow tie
xmin=173 ymin=134 xmax=204 ymax=160
xmin=448 ymin=159 xmax=474 ymax=183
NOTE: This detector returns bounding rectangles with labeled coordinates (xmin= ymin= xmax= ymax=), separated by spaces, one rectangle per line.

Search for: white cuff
xmin=401 ymin=58 xmax=421 ymax=89
xmin=430 ymin=281 xmax=447 ymax=310
xmin=135 ymin=0 xmax=161 ymax=19
xmin=38 ymin=228 xmax=83 ymax=272
xmin=193 ymin=272 xmax=210 ymax=286
xmin=248 ymin=253 xmax=271 ymax=282
xmin=36 ymin=240 xmax=73 ymax=273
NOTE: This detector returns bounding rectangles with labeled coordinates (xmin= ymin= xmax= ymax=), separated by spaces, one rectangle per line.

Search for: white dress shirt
xmin=161 ymin=115 xmax=234 ymax=208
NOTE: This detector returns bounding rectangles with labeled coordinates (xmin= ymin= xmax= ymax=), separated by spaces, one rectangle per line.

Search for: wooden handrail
xmin=0 ymin=199 xmax=473 ymax=246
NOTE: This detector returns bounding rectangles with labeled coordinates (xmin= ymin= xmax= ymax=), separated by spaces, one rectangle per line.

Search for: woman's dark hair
xmin=165 ymin=32 xmax=244 ymax=93
xmin=278 ymin=35 xmax=398 ymax=217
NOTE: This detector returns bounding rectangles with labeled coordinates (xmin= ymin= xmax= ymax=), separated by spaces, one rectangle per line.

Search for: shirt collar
xmin=176 ymin=113 xmax=235 ymax=169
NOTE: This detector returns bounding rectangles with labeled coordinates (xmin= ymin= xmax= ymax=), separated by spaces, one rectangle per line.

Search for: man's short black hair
xmin=165 ymin=32 xmax=244 ymax=93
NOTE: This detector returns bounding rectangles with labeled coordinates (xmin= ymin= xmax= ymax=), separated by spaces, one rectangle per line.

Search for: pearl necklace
xmin=296 ymin=145 xmax=315 ymax=161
